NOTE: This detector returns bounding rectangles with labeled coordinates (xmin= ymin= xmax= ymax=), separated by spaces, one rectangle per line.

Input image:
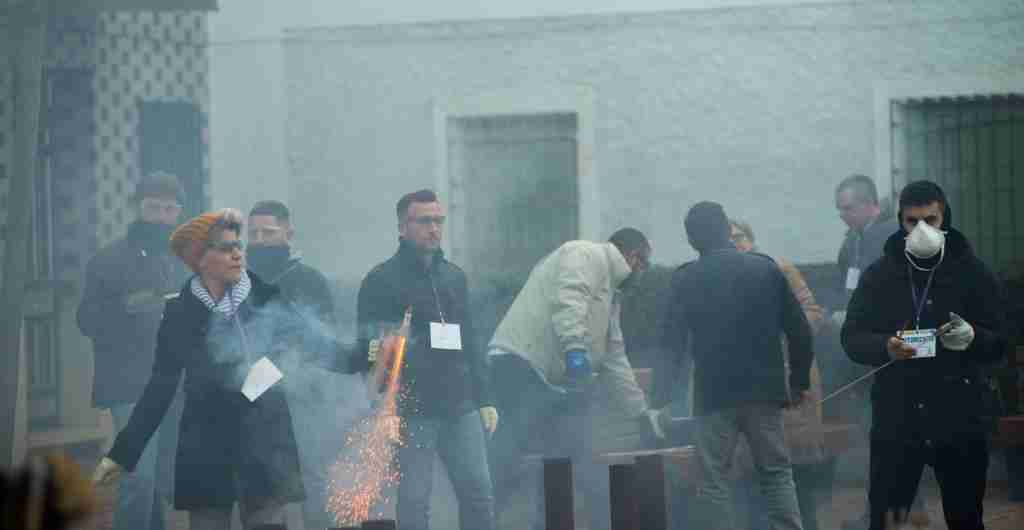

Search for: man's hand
xmin=564 ymin=349 xmax=593 ymax=392
xmin=480 ymin=406 xmax=499 ymax=435
xmin=937 ymin=312 xmax=975 ymax=351
xmin=887 ymin=336 xmax=916 ymax=361
xmin=830 ymin=310 xmax=848 ymax=330
xmin=787 ymin=389 xmax=814 ymax=408
xmin=92 ymin=456 xmax=123 ymax=485
xmin=645 ymin=408 xmax=667 ymax=439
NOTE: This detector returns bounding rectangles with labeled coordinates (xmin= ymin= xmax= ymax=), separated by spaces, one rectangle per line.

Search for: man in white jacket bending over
xmin=487 ymin=228 xmax=664 ymax=530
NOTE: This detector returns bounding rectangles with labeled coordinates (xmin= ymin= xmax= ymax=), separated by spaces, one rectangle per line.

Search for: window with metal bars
xmin=891 ymin=95 xmax=1024 ymax=277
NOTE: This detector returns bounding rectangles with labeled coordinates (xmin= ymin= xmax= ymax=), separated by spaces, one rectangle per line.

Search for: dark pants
xmin=397 ymin=409 xmax=496 ymax=530
xmin=868 ymin=437 xmax=988 ymax=530
xmin=489 ymin=354 xmax=646 ymax=530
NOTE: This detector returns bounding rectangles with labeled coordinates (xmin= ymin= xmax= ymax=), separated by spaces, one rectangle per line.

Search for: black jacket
xmin=355 ymin=240 xmax=493 ymax=417
xmin=251 ymin=253 xmax=336 ymax=326
xmin=77 ymin=222 xmax=186 ymax=407
xmin=660 ymin=246 xmax=814 ymax=415
xmin=108 ymin=273 xmax=346 ymax=509
xmin=842 ymin=226 xmax=1008 ymax=443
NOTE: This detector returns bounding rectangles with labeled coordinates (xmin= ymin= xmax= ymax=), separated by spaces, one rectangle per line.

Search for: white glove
xmin=830 ymin=310 xmax=847 ymax=330
xmin=645 ymin=408 xmax=667 ymax=439
xmin=480 ymin=406 xmax=499 ymax=434
xmin=939 ymin=312 xmax=975 ymax=351
xmin=92 ymin=456 xmax=123 ymax=485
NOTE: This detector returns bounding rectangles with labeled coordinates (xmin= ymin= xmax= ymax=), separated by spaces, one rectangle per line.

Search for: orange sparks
xmin=327 ymin=308 xmax=411 ymax=526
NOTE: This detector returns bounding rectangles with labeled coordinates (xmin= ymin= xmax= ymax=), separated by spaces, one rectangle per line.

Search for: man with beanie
xmin=661 ymin=201 xmax=813 ymax=530
xmin=842 ymin=180 xmax=1008 ymax=530
xmin=487 ymin=228 xmax=659 ymax=530
xmin=246 ymin=200 xmax=341 ymax=529
xmin=354 ymin=189 xmax=496 ymax=530
xmin=77 ymin=172 xmax=187 ymax=530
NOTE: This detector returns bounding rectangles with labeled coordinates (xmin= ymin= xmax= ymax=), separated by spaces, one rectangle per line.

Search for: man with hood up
xmin=842 ymin=180 xmax=1009 ymax=530
xmin=246 ymin=200 xmax=342 ymax=529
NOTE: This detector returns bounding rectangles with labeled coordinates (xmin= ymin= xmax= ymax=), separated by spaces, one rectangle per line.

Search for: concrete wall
xmin=207 ymin=0 xmax=852 ymax=265
xmin=279 ymin=0 xmax=1024 ymax=287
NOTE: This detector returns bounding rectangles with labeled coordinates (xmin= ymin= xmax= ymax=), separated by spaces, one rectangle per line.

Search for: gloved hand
xmin=938 ymin=312 xmax=975 ymax=351
xmin=564 ymin=349 xmax=593 ymax=392
xmin=644 ymin=408 xmax=667 ymax=439
xmin=830 ymin=310 xmax=847 ymax=330
xmin=123 ymin=289 xmax=167 ymax=314
xmin=480 ymin=406 xmax=499 ymax=434
xmin=92 ymin=456 xmax=123 ymax=485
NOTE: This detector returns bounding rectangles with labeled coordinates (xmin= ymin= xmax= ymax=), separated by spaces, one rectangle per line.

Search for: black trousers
xmin=868 ymin=437 xmax=988 ymax=530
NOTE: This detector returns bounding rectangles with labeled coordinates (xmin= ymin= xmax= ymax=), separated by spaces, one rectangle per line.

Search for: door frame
xmin=432 ymin=85 xmax=597 ymax=264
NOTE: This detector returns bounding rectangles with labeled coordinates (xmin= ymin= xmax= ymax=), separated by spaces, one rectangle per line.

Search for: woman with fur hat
xmin=93 ymin=208 xmax=348 ymax=530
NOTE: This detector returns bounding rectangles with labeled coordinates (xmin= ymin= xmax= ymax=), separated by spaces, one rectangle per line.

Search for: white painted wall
xmin=208 ymin=0 xmax=850 ymax=236
xmin=279 ymin=0 xmax=1024 ymax=283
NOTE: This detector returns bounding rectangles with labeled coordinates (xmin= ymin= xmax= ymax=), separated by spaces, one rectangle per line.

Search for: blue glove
xmin=564 ymin=349 xmax=592 ymax=391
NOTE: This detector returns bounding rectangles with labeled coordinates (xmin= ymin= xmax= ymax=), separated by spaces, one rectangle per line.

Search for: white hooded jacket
xmin=489 ymin=241 xmax=647 ymax=417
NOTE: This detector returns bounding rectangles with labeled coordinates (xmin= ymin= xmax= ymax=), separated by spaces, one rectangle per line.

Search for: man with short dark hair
xmin=355 ymin=189 xmax=496 ymax=530
xmin=835 ymin=175 xmax=900 ymax=322
xmin=662 ymin=201 xmax=813 ymax=530
xmin=247 ymin=200 xmax=335 ymax=326
xmin=487 ymin=227 xmax=662 ymax=530
xmin=833 ymin=175 xmax=920 ymax=530
xmin=842 ymin=180 xmax=1008 ymax=530
xmin=78 ymin=172 xmax=188 ymax=530
xmin=246 ymin=199 xmax=340 ymax=529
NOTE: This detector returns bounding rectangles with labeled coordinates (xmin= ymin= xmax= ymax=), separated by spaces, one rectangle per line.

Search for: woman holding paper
xmin=93 ymin=208 xmax=333 ymax=530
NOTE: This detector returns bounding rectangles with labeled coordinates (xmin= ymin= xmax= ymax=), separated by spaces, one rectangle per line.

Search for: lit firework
xmin=327 ymin=308 xmax=411 ymax=526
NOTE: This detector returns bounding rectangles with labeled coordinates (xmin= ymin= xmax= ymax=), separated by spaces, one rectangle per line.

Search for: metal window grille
xmin=891 ymin=94 xmax=1024 ymax=276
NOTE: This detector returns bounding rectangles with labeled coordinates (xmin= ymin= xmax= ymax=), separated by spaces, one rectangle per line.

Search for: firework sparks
xmin=327 ymin=308 xmax=411 ymax=526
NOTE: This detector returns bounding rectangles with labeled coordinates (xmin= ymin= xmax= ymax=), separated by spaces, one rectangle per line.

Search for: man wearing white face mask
xmin=841 ymin=180 xmax=1009 ymax=530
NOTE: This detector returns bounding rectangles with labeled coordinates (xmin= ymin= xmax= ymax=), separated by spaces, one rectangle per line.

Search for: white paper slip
xmin=898 ymin=329 xmax=937 ymax=359
xmin=845 ymin=267 xmax=861 ymax=290
xmin=430 ymin=322 xmax=463 ymax=350
xmin=241 ymin=356 xmax=284 ymax=402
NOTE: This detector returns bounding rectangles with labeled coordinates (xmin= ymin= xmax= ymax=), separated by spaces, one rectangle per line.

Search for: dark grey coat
xmin=108 ymin=273 xmax=346 ymax=509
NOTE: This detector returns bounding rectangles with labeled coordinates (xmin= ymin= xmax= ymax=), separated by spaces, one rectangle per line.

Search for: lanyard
xmin=908 ymin=265 xmax=936 ymax=330
xmin=428 ymin=273 xmax=446 ymax=324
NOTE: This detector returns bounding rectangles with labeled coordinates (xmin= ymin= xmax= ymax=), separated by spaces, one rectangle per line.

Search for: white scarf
xmin=190 ymin=270 xmax=251 ymax=317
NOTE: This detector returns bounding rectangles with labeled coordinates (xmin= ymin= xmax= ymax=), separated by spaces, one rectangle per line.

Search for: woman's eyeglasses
xmin=209 ymin=240 xmax=244 ymax=253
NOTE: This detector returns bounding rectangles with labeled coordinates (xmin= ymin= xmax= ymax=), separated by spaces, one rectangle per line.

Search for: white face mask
xmin=904 ymin=220 xmax=946 ymax=269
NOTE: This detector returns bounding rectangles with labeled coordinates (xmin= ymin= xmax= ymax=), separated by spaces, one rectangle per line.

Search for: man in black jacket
xmin=842 ymin=180 xmax=1008 ymax=530
xmin=246 ymin=200 xmax=342 ymax=529
xmin=77 ymin=172 xmax=187 ymax=530
xmin=832 ymin=174 xmax=907 ymax=530
xmin=247 ymin=200 xmax=335 ymax=323
xmin=355 ymin=189 xmax=496 ymax=530
xmin=661 ymin=201 xmax=813 ymax=530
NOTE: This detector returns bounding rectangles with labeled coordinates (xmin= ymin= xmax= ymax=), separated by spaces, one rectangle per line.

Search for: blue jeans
xmin=397 ymin=409 xmax=496 ymax=530
xmin=695 ymin=404 xmax=803 ymax=530
xmin=111 ymin=403 xmax=169 ymax=530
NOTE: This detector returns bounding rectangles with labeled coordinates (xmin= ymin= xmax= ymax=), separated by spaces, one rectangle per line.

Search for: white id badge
xmin=898 ymin=329 xmax=937 ymax=359
xmin=845 ymin=268 xmax=862 ymax=290
xmin=241 ymin=357 xmax=284 ymax=402
xmin=430 ymin=322 xmax=463 ymax=350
